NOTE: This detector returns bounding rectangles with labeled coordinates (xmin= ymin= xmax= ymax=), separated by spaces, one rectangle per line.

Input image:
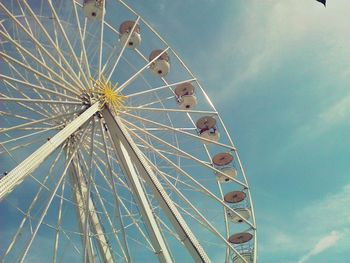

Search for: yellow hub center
xmin=92 ymin=75 xmax=127 ymax=112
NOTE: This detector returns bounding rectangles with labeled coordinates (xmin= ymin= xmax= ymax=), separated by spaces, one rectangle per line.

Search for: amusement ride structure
xmin=0 ymin=1 xmax=257 ymax=262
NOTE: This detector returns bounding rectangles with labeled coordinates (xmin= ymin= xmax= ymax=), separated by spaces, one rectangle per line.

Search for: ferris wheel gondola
xmin=0 ymin=0 xmax=257 ymax=262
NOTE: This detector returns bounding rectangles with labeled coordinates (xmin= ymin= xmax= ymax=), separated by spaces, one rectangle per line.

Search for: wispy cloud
xmin=298 ymin=231 xmax=343 ymax=263
xmin=319 ymin=94 xmax=350 ymax=126
xmin=260 ymin=184 xmax=350 ymax=261
xmin=201 ymin=0 xmax=350 ymax=101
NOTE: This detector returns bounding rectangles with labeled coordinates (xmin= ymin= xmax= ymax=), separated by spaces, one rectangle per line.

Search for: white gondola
xmin=224 ymin=191 xmax=251 ymax=223
xmin=196 ymin=116 xmax=219 ymax=144
xmin=212 ymin=152 xmax=237 ymax=182
xmin=233 ymin=252 xmax=254 ymax=263
xmin=228 ymin=232 xmax=254 ymax=263
xmin=174 ymin=82 xmax=197 ymax=109
xmin=228 ymin=232 xmax=253 ymax=245
xmin=119 ymin=21 xmax=141 ymax=49
xmin=227 ymin=208 xmax=251 ymax=223
xmin=149 ymin=49 xmax=170 ymax=77
xmin=83 ymin=0 xmax=104 ymax=20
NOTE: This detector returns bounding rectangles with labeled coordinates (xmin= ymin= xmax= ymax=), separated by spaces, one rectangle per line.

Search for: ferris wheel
xmin=0 ymin=1 xmax=257 ymax=262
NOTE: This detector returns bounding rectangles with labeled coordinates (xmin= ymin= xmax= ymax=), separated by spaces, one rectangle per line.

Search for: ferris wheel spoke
xmin=145 ymin=160 xmax=247 ymax=258
xmin=0 ymin=29 xmax=61 ymax=117
xmin=97 ymin=0 xmax=106 ymax=77
xmin=126 ymin=78 xmax=196 ymax=98
xmin=17 ymin=134 xmax=85 ymax=263
xmin=1 ymin=1 xmax=85 ymax=92
xmin=154 ymin=213 xmax=182 ymax=242
xmin=0 ymin=124 xmax=63 ymax=145
xmin=0 ymin=96 xmax=82 ymax=106
xmin=89 ymin=170 xmax=130 ymax=262
xmin=71 ymin=1 xmax=92 ymax=82
xmin=125 ymin=127 xmax=255 ymax=230
xmin=121 ymin=112 xmax=236 ymax=151
xmin=46 ymin=0 xmax=91 ymax=90
xmin=87 ymin=136 xmax=191 ymax=259
xmin=1 ymin=51 xmax=83 ymax=98
xmin=0 ymin=109 xmax=46 ymax=123
xmin=124 ymin=119 xmax=246 ymax=187
xmin=0 ymin=103 xmax=99 ymax=200
xmin=77 ymin=147 xmax=139 ymax=262
xmin=78 ymin=123 xmax=125 ymax=263
xmin=0 ymin=74 xmax=80 ymax=101
xmin=83 ymin=120 xmax=100 ymax=263
xmin=117 ymin=196 xmax=155 ymax=252
xmin=0 ymin=137 xmax=43 ymax=158
xmin=159 ymin=171 xmax=199 ymax=192
xmin=12 ymin=0 xmax=65 ymax=95
xmin=0 ymin=110 xmax=78 ymax=134
xmin=0 ymin=28 xmax=81 ymax=98
xmin=105 ymin=16 xmax=140 ymax=82
xmin=69 ymin=154 xmax=115 ymax=263
xmin=99 ymin=119 xmax=132 ymax=261
xmin=135 ymin=143 xmax=191 ymax=160
xmin=52 ymin=175 xmax=67 ymax=263
xmin=1 ymin=1 xmax=257 ymax=261
xmin=201 ymin=142 xmax=231 ymax=262
xmin=3 ymin=143 xmax=66 ymax=260
xmin=116 ymin=47 xmax=170 ymax=93
xmin=103 ymin=107 xmax=212 ymax=262
xmin=3 ymin=65 xmax=61 ymax=118
xmin=125 ymin=106 xmax=217 ymax=115
xmin=4 ymin=197 xmax=83 ymax=260
xmin=132 ymin=95 xmax=174 ymax=109
xmin=86 ymin=133 xmax=165 ymax=259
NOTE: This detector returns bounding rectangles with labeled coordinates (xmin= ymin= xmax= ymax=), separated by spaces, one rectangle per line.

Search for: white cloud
xmin=319 ymin=95 xmax=350 ymax=126
xmin=205 ymin=0 xmax=350 ymax=101
xmin=298 ymin=230 xmax=342 ymax=263
xmin=260 ymin=184 xmax=350 ymax=261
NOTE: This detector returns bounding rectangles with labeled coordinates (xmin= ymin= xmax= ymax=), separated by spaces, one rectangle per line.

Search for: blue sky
xmin=132 ymin=0 xmax=350 ymax=262
xmin=1 ymin=0 xmax=349 ymax=262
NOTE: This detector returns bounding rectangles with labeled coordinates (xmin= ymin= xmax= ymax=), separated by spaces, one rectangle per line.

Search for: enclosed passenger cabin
xmin=228 ymin=232 xmax=254 ymax=263
xmin=149 ymin=49 xmax=170 ymax=77
xmin=224 ymin=191 xmax=251 ymax=223
xmin=212 ymin=152 xmax=237 ymax=182
xmin=232 ymin=252 xmax=254 ymax=263
xmin=119 ymin=21 xmax=141 ymax=49
xmin=196 ymin=116 xmax=219 ymax=144
xmin=83 ymin=0 xmax=104 ymax=20
xmin=174 ymin=82 xmax=197 ymax=109
xmin=228 ymin=232 xmax=253 ymax=244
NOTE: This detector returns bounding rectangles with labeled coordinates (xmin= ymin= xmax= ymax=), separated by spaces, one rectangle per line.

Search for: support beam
xmin=0 ymin=103 xmax=100 ymax=200
xmin=102 ymin=108 xmax=173 ymax=263
xmin=102 ymin=107 xmax=210 ymax=263
xmin=69 ymin=155 xmax=114 ymax=263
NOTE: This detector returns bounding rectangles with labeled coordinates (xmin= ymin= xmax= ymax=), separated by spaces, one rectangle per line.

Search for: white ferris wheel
xmin=0 ymin=1 xmax=257 ymax=262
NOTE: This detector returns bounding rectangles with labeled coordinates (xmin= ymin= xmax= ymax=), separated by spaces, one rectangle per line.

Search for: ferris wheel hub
xmin=91 ymin=75 xmax=127 ymax=113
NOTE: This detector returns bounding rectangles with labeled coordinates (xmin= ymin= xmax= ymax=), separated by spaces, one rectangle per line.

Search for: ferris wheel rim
xmin=0 ymin=0 xmax=257 ymax=262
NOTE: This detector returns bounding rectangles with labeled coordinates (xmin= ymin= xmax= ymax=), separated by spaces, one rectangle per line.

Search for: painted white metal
xmin=18 ymin=137 xmax=87 ymax=263
xmin=106 ymin=16 xmax=141 ymax=82
xmin=116 ymin=47 xmax=170 ymax=93
xmin=0 ymin=103 xmax=100 ymax=200
xmin=3 ymin=146 xmax=66 ymax=260
xmin=0 ymin=1 xmax=85 ymax=91
xmin=69 ymin=155 xmax=114 ymax=263
xmin=124 ymin=121 xmax=254 ymax=228
xmin=102 ymin=108 xmax=173 ymax=263
xmin=103 ymin=107 xmax=211 ymax=263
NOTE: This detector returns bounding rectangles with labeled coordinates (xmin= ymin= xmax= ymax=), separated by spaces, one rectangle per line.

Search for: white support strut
xmin=102 ymin=108 xmax=173 ymax=263
xmin=0 ymin=103 xmax=100 ymax=200
xmin=69 ymin=156 xmax=114 ymax=263
xmin=102 ymin=107 xmax=211 ymax=263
